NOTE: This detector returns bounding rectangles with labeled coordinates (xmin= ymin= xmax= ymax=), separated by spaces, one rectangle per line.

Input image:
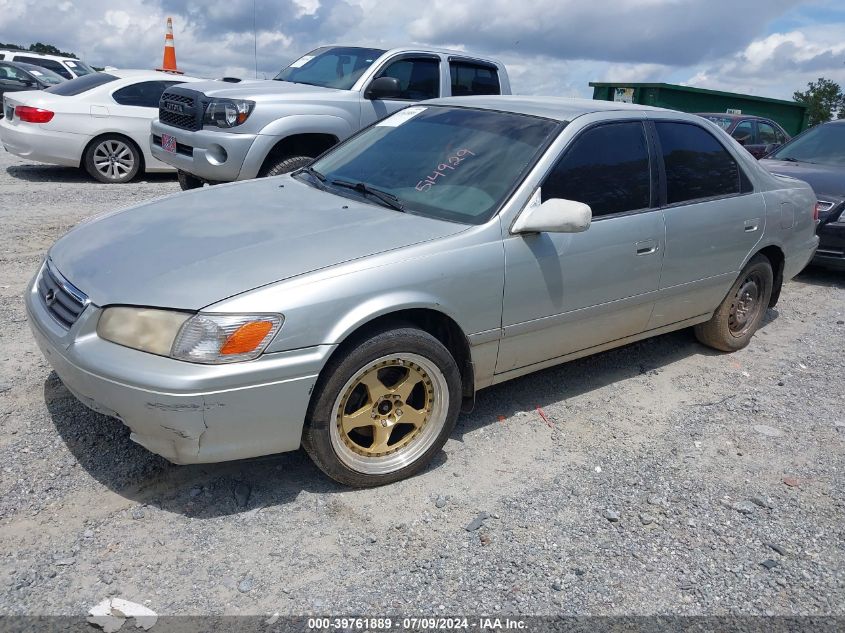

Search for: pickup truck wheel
xmin=694 ymin=255 xmax=773 ymax=352
xmin=263 ymin=155 xmax=313 ymax=178
xmin=302 ymin=327 xmax=461 ymax=487
xmin=177 ymin=170 xmax=203 ymax=190
xmin=83 ymin=135 xmax=141 ymax=184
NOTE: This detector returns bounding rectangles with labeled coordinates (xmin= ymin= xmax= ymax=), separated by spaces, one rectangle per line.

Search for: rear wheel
xmin=177 ymin=170 xmax=203 ymax=190
xmin=303 ymin=327 xmax=462 ymax=487
xmin=262 ymin=155 xmax=313 ymax=178
xmin=694 ymin=255 xmax=773 ymax=352
xmin=83 ymin=135 xmax=141 ymax=184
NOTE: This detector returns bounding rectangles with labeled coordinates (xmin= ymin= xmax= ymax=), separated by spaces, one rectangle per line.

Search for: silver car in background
xmin=26 ymin=97 xmax=818 ymax=487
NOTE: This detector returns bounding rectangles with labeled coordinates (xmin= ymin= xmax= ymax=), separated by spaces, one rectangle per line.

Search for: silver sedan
xmin=26 ymin=96 xmax=818 ymax=486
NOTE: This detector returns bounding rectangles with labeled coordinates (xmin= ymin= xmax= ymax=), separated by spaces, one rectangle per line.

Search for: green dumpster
xmin=589 ymin=82 xmax=809 ymax=136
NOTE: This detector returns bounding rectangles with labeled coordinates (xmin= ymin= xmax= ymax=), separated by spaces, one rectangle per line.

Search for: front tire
xmin=177 ymin=170 xmax=203 ymax=190
xmin=303 ymin=327 xmax=462 ymax=487
xmin=694 ymin=254 xmax=774 ymax=352
xmin=262 ymin=155 xmax=313 ymax=178
xmin=83 ymin=135 xmax=141 ymax=184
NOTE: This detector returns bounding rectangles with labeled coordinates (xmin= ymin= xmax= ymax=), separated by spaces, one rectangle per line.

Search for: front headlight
xmin=203 ymin=99 xmax=254 ymax=128
xmin=97 ymin=308 xmax=283 ymax=364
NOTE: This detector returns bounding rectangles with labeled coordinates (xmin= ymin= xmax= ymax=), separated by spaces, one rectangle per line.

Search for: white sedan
xmin=0 ymin=69 xmax=202 ymax=183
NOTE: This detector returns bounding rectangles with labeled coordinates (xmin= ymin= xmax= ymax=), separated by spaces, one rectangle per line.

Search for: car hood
xmin=760 ymin=159 xmax=845 ymax=199
xmin=48 ymin=177 xmax=466 ymax=310
xmin=183 ymin=78 xmax=345 ymax=101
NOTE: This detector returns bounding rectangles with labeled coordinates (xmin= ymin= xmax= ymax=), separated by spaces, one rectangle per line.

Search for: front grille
xmin=37 ymin=262 xmax=88 ymax=329
xmin=159 ymin=90 xmax=202 ymax=131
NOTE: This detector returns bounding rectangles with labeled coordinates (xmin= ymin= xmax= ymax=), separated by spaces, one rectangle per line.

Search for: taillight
xmin=15 ymin=106 xmax=54 ymax=123
xmin=813 ymin=202 xmax=820 ymax=222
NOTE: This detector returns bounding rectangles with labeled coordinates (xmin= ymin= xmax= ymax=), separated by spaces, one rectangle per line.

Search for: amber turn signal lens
xmin=220 ymin=320 xmax=275 ymax=355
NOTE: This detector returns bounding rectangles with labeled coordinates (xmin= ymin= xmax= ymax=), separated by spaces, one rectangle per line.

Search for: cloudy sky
xmin=2 ymin=0 xmax=844 ymax=101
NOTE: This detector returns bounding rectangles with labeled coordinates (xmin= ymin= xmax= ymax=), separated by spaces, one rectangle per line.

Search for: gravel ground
xmin=0 ymin=148 xmax=843 ymax=618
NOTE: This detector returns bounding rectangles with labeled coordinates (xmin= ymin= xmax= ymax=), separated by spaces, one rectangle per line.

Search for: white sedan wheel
xmin=84 ymin=136 xmax=140 ymax=184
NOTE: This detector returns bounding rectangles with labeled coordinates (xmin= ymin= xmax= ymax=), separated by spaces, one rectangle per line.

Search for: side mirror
xmin=366 ymin=76 xmax=402 ymax=100
xmin=512 ymin=198 xmax=592 ymax=234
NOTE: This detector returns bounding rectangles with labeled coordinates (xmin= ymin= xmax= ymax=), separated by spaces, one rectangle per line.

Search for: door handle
xmin=635 ymin=239 xmax=659 ymax=256
xmin=744 ymin=218 xmax=760 ymax=232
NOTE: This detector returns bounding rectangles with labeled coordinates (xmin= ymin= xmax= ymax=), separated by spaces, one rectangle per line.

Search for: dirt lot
xmin=0 ymin=148 xmax=843 ymax=618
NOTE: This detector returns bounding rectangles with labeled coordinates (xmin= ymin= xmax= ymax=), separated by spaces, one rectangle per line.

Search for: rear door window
xmin=449 ymin=62 xmax=500 ymax=96
xmin=655 ymin=121 xmax=742 ymax=204
xmin=542 ymin=121 xmax=651 ymax=217
xmin=46 ymin=73 xmax=118 ymax=96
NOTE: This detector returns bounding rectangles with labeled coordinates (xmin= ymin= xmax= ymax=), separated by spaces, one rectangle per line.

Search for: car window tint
xmin=731 ymin=120 xmax=754 ymax=144
xmin=770 ymin=122 xmax=845 ymax=166
xmin=46 ymin=73 xmax=118 ymax=95
xmin=758 ymin=121 xmax=778 ymax=145
xmin=113 ymin=81 xmax=180 ymax=107
xmin=14 ymin=56 xmax=72 ymax=79
xmin=378 ymin=58 xmax=440 ymax=100
xmin=449 ymin=62 xmax=499 ymax=96
xmin=541 ymin=121 xmax=651 ymax=217
xmin=656 ymin=121 xmax=741 ymax=204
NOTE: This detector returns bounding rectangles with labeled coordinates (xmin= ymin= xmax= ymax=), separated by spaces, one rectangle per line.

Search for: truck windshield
xmin=307 ymin=106 xmax=560 ymax=225
xmin=274 ymin=46 xmax=386 ymax=90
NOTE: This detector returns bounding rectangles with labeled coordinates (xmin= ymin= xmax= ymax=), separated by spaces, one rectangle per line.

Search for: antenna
xmin=253 ymin=0 xmax=258 ymax=79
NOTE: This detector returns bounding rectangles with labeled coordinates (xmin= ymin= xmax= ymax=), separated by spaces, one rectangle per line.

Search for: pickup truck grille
xmin=37 ymin=262 xmax=88 ymax=329
xmin=159 ymin=90 xmax=202 ymax=131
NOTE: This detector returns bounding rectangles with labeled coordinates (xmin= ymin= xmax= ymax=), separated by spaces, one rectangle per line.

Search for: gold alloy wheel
xmin=328 ymin=352 xmax=450 ymax=475
xmin=336 ymin=358 xmax=435 ymax=458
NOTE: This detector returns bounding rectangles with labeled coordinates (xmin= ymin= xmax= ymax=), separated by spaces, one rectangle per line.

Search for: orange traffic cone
xmin=156 ymin=17 xmax=183 ymax=74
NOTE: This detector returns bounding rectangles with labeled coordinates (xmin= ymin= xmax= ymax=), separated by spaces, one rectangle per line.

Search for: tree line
xmin=0 ymin=42 xmax=79 ymax=59
xmin=793 ymin=78 xmax=845 ymax=126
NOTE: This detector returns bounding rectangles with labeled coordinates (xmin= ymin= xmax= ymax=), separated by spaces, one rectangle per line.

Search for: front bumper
xmin=813 ymin=222 xmax=845 ymax=271
xmin=150 ymin=120 xmax=257 ymax=182
xmin=0 ymin=117 xmax=85 ymax=167
xmin=26 ymin=266 xmax=333 ymax=464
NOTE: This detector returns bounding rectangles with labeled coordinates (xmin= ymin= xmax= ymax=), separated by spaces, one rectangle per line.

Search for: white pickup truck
xmin=150 ymin=45 xmax=511 ymax=189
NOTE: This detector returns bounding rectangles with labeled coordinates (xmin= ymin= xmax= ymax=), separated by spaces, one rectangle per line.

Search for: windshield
xmin=769 ymin=122 xmax=845 ymax=166
xmin=274 ymin=46 xmax=385 ymax=90
xmin=64 ymin=59 xmax=96 ymax=76
xmin=701 ymin=115 xmax=733 ymax=130
xmin=45 ymin=72 xmax=117 ymax=96
xmin=308 ymin=106 xmax=560 ymax=224
xmin=17 ymin=63 xmax=64 ymax=85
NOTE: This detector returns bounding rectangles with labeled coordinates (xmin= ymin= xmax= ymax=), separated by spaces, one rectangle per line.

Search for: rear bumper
xmin=25 ymin=265 xmax=333 ymax=464
xmin=0 ymin=118 xmax=85 ymax=167
xmin=150 ymin=120 xmax=256 ymax=182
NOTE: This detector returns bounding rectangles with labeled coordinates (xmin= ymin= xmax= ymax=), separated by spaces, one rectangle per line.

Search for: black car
xmin=698 ymin=113 xmax=790 ymax=159
xmin=761 ymin=120 xmax=845 ymax=270
xmin=0 ymin=60 xmax=64 ymax=107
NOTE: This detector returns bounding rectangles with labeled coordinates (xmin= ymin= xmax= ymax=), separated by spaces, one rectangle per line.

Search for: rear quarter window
xmin=46 ymin=73 xmax=118 ymax=96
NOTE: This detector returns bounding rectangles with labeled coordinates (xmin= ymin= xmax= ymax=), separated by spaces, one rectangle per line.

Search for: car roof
xmin=422 ymin=95 xmax=667 ymax=122
xmin=697 ymin=112 xmax=772 ymax=121
xmin=0 ymin=49 xmax=73 ymax=62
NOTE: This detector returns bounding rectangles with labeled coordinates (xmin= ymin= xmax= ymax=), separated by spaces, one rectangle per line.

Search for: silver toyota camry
xmin=26 ymin=96 xmax=818 ymax=487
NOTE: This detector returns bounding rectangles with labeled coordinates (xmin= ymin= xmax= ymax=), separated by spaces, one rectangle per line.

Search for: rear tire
xmin=177 ymin=170 xmax=203 ymax=190
xmin=302 ymin=326 xmax=462 ymax=487
xmin=262 ymin=155 xmax=313 ymax=178
xmin=83 ymin=135 xmax=141 ymax=184
xmin=694 ymin=254 xmax=773 ymax=352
